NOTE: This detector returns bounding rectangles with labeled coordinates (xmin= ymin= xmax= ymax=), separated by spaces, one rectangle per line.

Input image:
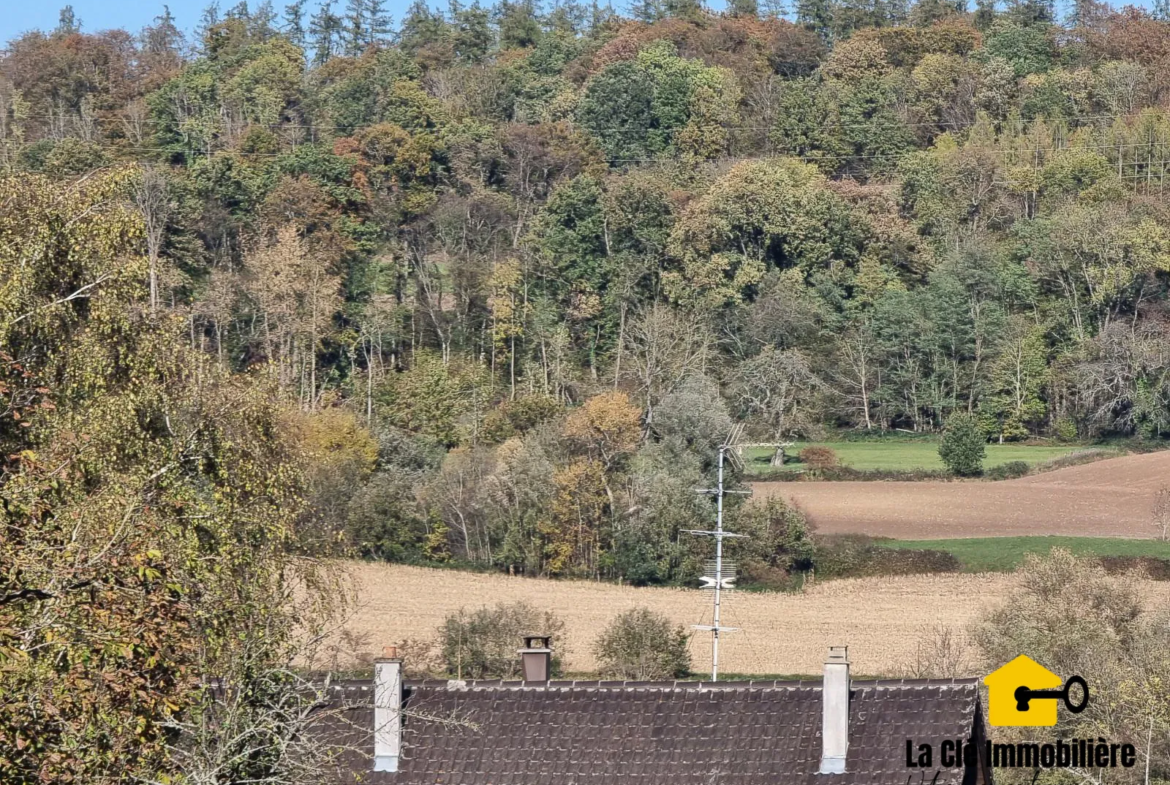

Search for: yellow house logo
xmin=983 ymin=655 xmax=1090 ymax=727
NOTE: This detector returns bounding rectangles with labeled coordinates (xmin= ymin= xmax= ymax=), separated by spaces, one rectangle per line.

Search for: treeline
xmin=3 ymin=0 xmax=1170 ymax=580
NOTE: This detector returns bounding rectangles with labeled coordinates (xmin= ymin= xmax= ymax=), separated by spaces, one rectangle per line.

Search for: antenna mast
xmin=686 ymin=426 xmax=750 ymax=681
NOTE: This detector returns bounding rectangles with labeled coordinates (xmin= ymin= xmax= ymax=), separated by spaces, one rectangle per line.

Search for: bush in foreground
xmin=975 ymin=549 xmax=1170 ymax=778
xmin=439 ymin=602 xmax=565 ymax=679
xmin=594 ymin=607 xmax=691 ymax=680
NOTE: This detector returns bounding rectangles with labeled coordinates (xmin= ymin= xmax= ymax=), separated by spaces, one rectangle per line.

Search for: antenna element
xmin=687 ymin=429 xmax=752 ymax=681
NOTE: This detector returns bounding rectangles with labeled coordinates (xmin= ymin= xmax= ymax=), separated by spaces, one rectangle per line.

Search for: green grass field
xmin=879 ymin=536 xmax=1170 ymax=572
xmin=744 ymin=440 xmax=1092 ymax=472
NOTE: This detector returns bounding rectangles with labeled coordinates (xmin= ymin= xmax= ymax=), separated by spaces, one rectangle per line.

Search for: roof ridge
xmin=385 ymin=677 xmax=982 ymax=691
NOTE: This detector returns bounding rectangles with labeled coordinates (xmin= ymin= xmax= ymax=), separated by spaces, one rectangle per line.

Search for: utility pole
xmin=687 ymin=438 xmax=750 ymax=681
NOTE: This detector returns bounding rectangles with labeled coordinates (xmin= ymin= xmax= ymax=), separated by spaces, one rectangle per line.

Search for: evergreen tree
xmin=451 ymin=0 xmax=494 ymax=61
xmin=284 ymin=0 xmax=308 ymax=46
xmin=832 ymin=0 xmax=875 ymax=35
xmin=196 ymin=1 xmax=222 ymax=50
xmin=546 ymin=0 xmax=590 ymax=32
xmin=589 ymin=0 xmax=616 ymax=29
xmin=1067 ymin=0 xmax=1108 ymax=27
xmin=759 ymin=0 xmax=789 ymax=18
xmin=309 ymin=0 xmax=343 ymax=62
xmin=496 ymin=0 xmax=542 ymax=49
xmin=55 ymin=5 xmax=82 ymax=36
xmin=225 ymin=1 xmax=251 ymax=20
xmin=365 ymin=0 xmax=394 ymax=44
xmin=881 ymin=0 xmax=909 ymax=24
xmin=630 ymin=0 xmax=663 ymax=21
xmin=399 ymin=0 xmax=451 ymax=56
xmin=829 ymin=0 xmax=905 ymax=35
xmin=910 ymin=0 xmax=964 ymax=26
xmin=796 ymin=0 xmax=833 ymax=42
xmin=143 ymin=5 xmax=184 ymax=54
xmin=663 ymin=0 xmax=703 ymax=18
xmin=343 ymin=0 xmax=367 ymax=54
xmin=728 ymin=0 xmax=760 ymax=17
xmin=252 ymin=0 xmax=279 ymax=38
xmin=1003 ymin=0 xmax=1053 ymax=25
xmin=973 ymin=0 xmax=996 ymax=28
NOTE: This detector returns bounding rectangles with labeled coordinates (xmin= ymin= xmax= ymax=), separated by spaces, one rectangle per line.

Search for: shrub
xmin=1053 ymin=416 xmax=1078 ymax=442
xmin=1098 ymin=556 xmax=1170 ymax=581
xmin=482 ymin=395 xmax=564 ymax=443
xmin=1036 ymin=448 xmax=1110 ymax=472
xmin=40 ymin=138 xmax=111 ymax=177
xmin=747 ymin=466 xmax=950 ymax=482
xmin=730 ymin=497 xmax=816 ymax=590
xmin=938 ymin=413 xmax=986 ymax=476
xmin=439 ymin=602 xmax=565 ymax=679
xmin=1156 ymin=487 xmax=1170 ymax=542
xmin=998 ymin=415 xmax=1030 ymax=442
xmin=812 ymin=536 xmax=961 ymax=578
xmin=732 ymin=497 xmax=816 ymax=573
xmin=975 ymin=550 xmax=1170 ymax=776
xmin=985 ymin=460 xmax=1029 ymax=480
xmin=799 ymin=445 xmax=840 ymax=470
xmin=894 ymin=624 xmax=974 ymax=680
xmin=594 ymin=607 xmax=691 ymax=680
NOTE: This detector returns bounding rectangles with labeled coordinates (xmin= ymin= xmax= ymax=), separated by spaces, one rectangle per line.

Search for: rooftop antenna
xmin=685 ymin=424 xmax=751 ymax=681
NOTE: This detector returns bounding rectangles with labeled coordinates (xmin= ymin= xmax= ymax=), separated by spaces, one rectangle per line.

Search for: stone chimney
xmin=518 ymin=635 xmax=552 ymax=683
xmin=819 ymin=646 xmax=850 ymax=775
xmin=374 ymin=645 xmax=402 ymax=773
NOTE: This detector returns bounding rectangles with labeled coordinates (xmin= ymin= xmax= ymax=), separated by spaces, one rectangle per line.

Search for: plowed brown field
xmin=336 ymin=563 xmax=1170 ymax=677
xmin=756 ymin=450 xmax=1170 ymax=539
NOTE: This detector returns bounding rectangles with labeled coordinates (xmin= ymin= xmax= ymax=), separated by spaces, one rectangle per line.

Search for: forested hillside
xmin=3 ymin=0 xmax=1170 ymax=585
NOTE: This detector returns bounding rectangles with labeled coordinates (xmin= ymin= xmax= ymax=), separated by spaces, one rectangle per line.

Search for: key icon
xmin=1014 ymin=675 xmax=1089 ymax=714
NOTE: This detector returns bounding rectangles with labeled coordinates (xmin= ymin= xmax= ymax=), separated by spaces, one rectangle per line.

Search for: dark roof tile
xmin=324 ymin=678 xmax=984 ymax=785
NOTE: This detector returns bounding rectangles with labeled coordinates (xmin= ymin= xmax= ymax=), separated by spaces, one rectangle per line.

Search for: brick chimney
xmin=518 ymin=635 xmax=552 ymax=683
xmin=818 ymin=646 xmax=850 ymax=775
xmin=374 ymin=645 xmax=402 ymax=773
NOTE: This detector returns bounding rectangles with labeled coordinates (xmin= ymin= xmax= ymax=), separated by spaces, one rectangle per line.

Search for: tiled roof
xmin=320 ymin=678 xmax=985 ymax=785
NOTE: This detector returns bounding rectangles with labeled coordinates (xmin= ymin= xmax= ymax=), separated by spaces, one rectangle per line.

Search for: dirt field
xmin=330 ymin=563 xmax=1081 ymax=677
xmin=756 ymin=450 xmax=1170 ymax=539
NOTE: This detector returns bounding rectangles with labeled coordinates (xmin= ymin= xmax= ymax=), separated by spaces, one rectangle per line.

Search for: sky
xmin=1 ymin=1 xmax=306 ymax=43
xmin=0 ymin=0 xmax=1155 ymax=49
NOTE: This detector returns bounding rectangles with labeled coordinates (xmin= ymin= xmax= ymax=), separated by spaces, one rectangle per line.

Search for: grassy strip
xmin=743 ymin=441 xmax=1089 ymax=473
xmin=879 ymin=536 xmax=1170 ymax=573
